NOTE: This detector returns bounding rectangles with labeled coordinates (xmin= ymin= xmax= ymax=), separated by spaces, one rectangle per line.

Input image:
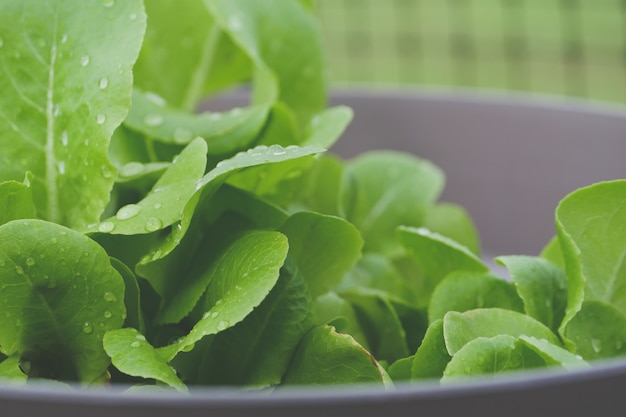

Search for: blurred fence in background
xmin=314 ymin=0 xmax=626 ymax=104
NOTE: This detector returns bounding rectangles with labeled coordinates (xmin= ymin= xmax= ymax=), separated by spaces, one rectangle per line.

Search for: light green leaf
xmin=158 ymin=230 xmax=288 ymax=361
xmin=424 ymin=203 xmax=481 ymax=256
xmin=496 ymin=255 xmax=567 ymax=333
xmin=518 ymin=336 xmax=590 ymax=370
xmin=134 ymin=0 xmax=251 ymax=111
xmin=564 ymin=300 xmax=626 ymax=361
xmin=443 ymin=308 xmax=560 ymax=356
xmin=0 ymin=219 xmax=126 ymax=383
xmin=441 ymin=335 xmax=546 ymax=383
xmin=397 ymin=226 xmax=488 ymax=308
xmin=279 ymin=211 xmax=363 ymax=297
xmin=282 ymin=325 xmax=387 ymax=386
xmin=314 ymin=292 xmax=370 ymax=350
xmin=0 ymin=0 xmax=146 ymax=230
xmin=302 ymin=106 xmax=353 ymax=149
xmin=540 ymin=236 xmax=566 ymax=271
xmin=0 ymin=173 xmax=36 ymax=225
xmin=91 ymin=138 xmax=207 ymax=236
xmin=342 ymin=152 xmax=445 ymax=256
xmin=428 ymin=271 xmax=524 ymax=323
xmin=411 ymin=319 xmax=451 ymax=380
xmin=0 ymin=355 xmax=26 ymax=383
xmin=206 ymin=0 xmax=327 ymax=125
xmin=125 ymin=89 xmax=269 ymax=155
xmin=556 ymin=180 xmax=626 ymax=332
xmin=103 ymin=328 xmax=186 ymax=392
xmin=289 ymin=154 xmax=344 ymax=216
xmin=137 ymin=144 xmax=323 ymax=266
xmin=172 ymin=260 xmax=315 ymax=387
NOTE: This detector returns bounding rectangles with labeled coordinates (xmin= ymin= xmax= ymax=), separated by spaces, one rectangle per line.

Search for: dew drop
xmin=83 ymin=322 xmax=93 ymax=334
xmin=120 ymin=162 xmax=144 ymax=177
xmin=102 ymin=0 xmax=114 ymax=7
xmin=51 ymin=237 xmax=58 ymax=244
xmin=202 ymin=312 xmax=212 ymax=320
xmin=99 ymin=322 xmax=105 ymax=328
xmin=144 ymin=217 xmax=162 ymax=232
xmin=53 ymin=105 xmax=61 ymax=117
xmin=229 ymin=107 xmax=242 ymax=117
xmin=100 ymin=165 xmax=113 ymax=179
xmin=84 ymin=139 xmax=90 ymax=146
xmin=208 ymin=113 xmax=222 ymax=121
xmin=130 ymin=341 xmax=140 ymax=348
xmin=61 ymin=33 xmax=68 ymax=44
xmin=115 ymin=204 xmax=142 ymax=220
xmin=135 ymin=334 xmax=146 ymax=341
xmin=80 ymin=55 xmax=90 ymax=67
xmin=269 ymin=144 xmax=286 ymax=155
xmin=60 ymin=131 xmax=69 ymax=146
xmin=57 ymin=161 xmax=66 ymax=175
xmin=211 ymin=311 xmax=219 ymax=318
xmin=98 ymin=222 xmax=115 ymax=233
xmin=591 ymin=338 xmax=603 ymax=354
xmin=98 ymin=77 xmax=109 ymax=89
xmin=153 ymin=202 xmax=162 ymax=209
xmin=143 ymin=114 xmax=163 ymax=127
xmin=173 ymin=127 xmax=192 ymax=144
xmin=103 ymin=311 xmax=112 ymax=319
xmin=217 ymin=320 xmax=228 ymax=331
xmin=15 ymin=265 xmax=24 ymax=275
xmin=96 ymin=114 xmax=106 ymax=125
xmin=103 ymin=291 xmax=117 ymax=302
xmin=129 ymin=12 xmax=138 ymax=20
xmin=145 ymin=92 xmax=166 ymax=107
xmin=25 ymin=257 xmax=35 ymax=267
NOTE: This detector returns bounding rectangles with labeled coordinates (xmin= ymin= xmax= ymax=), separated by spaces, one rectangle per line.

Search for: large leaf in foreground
xmin=0 ymin=0 xmax=145 ymax=229
xmin=556 ymin=180 xmax=626 ymax=331
xmin=282 ymin=325 xmax=388 ymax=386
xmin=0 ymin=220 xmax=125 ymax=382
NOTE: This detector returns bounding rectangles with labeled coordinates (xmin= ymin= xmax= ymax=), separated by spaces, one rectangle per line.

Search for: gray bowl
xmin=2 ymin=89 xmax=625 ymax=416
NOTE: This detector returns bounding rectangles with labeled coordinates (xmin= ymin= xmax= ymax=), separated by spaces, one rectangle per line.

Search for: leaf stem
xmin=181 ymin=23 xmax=221 ymax=112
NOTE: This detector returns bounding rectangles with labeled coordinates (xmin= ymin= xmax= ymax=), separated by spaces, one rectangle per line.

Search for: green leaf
xmin=540 ymin=236 xmax=566 ymax=271
xmin=158 ymin=230 xmax=289 ymax=361
xmin=556 ymin=180 xmax=626 ymax=330
xmin=109 ymin=258 xmax=144 ymax=334
xmin=441 ymin=335 xmax=546 ymax=383
xmin=496 ymin=255 xmax=567 ymax=333
xmin=424 ymin=203 xmax=481 ymax=256
xmin=397 ymin=226 xmax=488 ymax=308
xmin=206 ymin=0 xmax=327 ymax=125
xmin=0 ymin=356 xmax=26 ymax=383
xmin=0 ymin=219 xmax=125 ymax=383
xmin=172 ymin=260 xmax=315 ymax=387
xmin=411 ymin=319 xmax=451 ymax=380
xmin=302 ymin=106 xmax=353 ymax=149
xmin=387 ymin=356 xmax=414 ymax=382
xmin=518 ymin=336 xmax=590 ymax=370
xmin=90 ymin=137 xmax=208 ymax=236
xmin=564 ymin=300 xmax=626 ymax=361
xmin=0 ymin=174 xmax=36 ymax=225
xmin=314 ymin=292 xmax=370 ymax=351
xmin=125 ymin=89 xmax=269 ymax=155
xmin=279 ymin=211 xmax=363 ymax=298
xmin=340 ymin=290 xmax=409 ymax=363
xmin=341 ymin=152 xmax=445 ymax=256
xmin=137 ymin=144 xmax=323 ymax=266
xmin=428 ymin=271 xmax=524 ymax=323
xmin=134 ymin=0 xmax=251 ymax=111
xmin=0 ymin=0 xmax=146 ymax=229
xmin=103 ymin=328 xmax=186 ymax=392
xmin=443 ymin=308 xmax=560 ymax=356
xmin=282 ymin=325 xmax=387 ymax=386
xmin=289 ymin=154 xmax=344 ymax=216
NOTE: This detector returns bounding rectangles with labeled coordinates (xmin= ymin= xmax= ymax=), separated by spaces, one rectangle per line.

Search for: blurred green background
xmin=314 ymin=0 xmax=626 ymax=103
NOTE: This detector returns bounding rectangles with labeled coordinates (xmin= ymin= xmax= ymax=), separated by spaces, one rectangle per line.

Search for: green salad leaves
xmin=0 ymin=0 xmax=625 ymax=391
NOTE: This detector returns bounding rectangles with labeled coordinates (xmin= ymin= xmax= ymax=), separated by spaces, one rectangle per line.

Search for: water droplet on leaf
xmin=130 ymin=341 xmax=140 ymax=348
xmin=143 ymin=114 xmax=163 ymax=127
xmin=96 ymin=114 xmax=106 ymax=125
xmin=25 ymin=257 xmax=35 ymax=266
xmin=120 ymin=162 xmax=144 ymax=177
xmin=14 ymin=265 xmax=24 ymax=275
xmin=80 ymin=55 xmax=90 ymax=67
xmin=98 ymin=222 xmax=115 ymax=233
xmin=144 ymin=217 xmax=163 ymax=232
xmin=116 ymin=204 xmax=142 ymax=220
xmin=173 ymin=127 xmax=192 ymax=144
xmin=591 ymin=338 xmax=603 ymax=353
xmin=99 ymin=77 xmax=109 ymax=89
xmin=60 ymin=131 xmax=69 ymax=146
xmin=83 ymin=322 xmax=93 ymax=334
xmin=103 ymin=311 xmax=112 ymax=319
xmin=145 ymin=92 xmax=166 ymax=107
xmin=103 ymin=291 xmax=117 ymax=302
